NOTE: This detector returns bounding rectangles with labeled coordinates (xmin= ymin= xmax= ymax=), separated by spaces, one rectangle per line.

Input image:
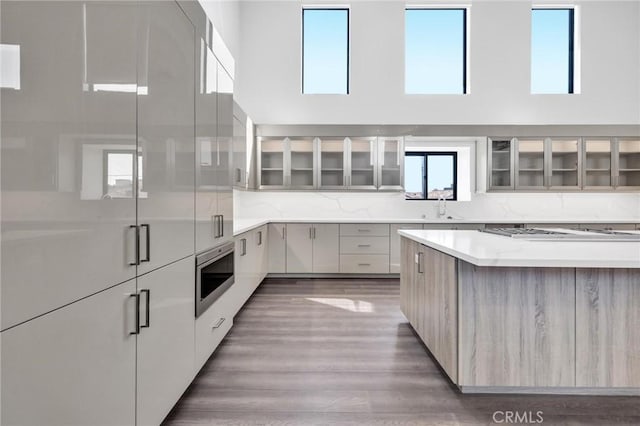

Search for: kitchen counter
xmin=398 ymin=229 xmax=640 ymax=268
xmin=234 ymin=218 xmax=638 ymax=236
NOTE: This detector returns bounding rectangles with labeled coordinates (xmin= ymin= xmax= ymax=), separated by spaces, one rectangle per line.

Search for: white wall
xmin=236 ymin=0 xmax=640 ymax=125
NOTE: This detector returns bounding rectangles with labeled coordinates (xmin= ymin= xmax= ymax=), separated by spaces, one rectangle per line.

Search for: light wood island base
xmin=400 ymin=236 xmax=640 ymax=395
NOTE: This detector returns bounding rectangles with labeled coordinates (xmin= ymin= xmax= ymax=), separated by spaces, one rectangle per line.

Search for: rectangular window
xmin=405 ymin=152 xmax=457 ymax=200
xmin=405 ymin=8 xmax=467 ymax=94
xmin=531 ymin=8 xmax=575 ymax=94
xmin=302 ymin=8 xmax=349 ymax=94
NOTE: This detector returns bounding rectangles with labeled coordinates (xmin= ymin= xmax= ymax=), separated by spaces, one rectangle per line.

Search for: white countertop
xmin=398 ymin=229 xmax=640 ymax=268
xmin=234 ymin=218 xmax=638 ymax=236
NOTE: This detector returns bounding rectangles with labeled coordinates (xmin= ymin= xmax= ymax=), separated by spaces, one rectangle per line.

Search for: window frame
xmin=404 ymin=7 xmax=469 ymax=95
xmin=301 ymin=7 xmax=350 ymax=95
xmin=531 ymin=7 xmax=576 ymax=94
xmin=405 ymin=151 xmax=458 ymax=201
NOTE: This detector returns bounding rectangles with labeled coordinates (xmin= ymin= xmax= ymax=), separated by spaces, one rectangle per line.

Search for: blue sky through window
xmin=531 ymin=9 xmax=573 ymax=94
xmin=303 ymin=9 xmax=348 ymax=94
xmin=405 ymin=9 xmax=465 ymax=94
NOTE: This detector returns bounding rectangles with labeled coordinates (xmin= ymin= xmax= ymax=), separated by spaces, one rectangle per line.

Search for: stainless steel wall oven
xmin=195 ymin=242 xmax=234 ymax=317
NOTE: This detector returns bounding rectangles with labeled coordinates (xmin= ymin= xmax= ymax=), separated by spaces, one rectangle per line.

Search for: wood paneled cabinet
xmin=488 ymin=137 xmax=640 ymax=191
xmin=400 ymin=239 xmax=458 ymax=382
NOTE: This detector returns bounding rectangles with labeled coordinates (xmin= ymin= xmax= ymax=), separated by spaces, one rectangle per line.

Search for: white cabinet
xmin=137 ymin=0 xmax=195 ymax=275
xmin=285 ymin=223 xmax=339 ymax=273
xmin=1 ymin=280 xmax=137 ymax=426
xmin=136 ymin=257 xmax=195 ymax=426
xmin=268 ymin=223 xmax=287 ymax=273
xmin=195 ymin=290 xmax=234 ymax=371
xmin=195 ymin=40 xmax=234 ymax=253
xmin=286 ymin=224 xmax=314 ymax=272
xmin=0 ymin=1 xmax=138 ymax=330
xmin=233 ymin=114 xmax=248 ymax=189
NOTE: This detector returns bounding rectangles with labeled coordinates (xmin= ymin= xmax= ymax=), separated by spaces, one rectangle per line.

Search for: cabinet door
xmin=312 ymin=224 xmax=339 ymax=273
xmin=233 ymin=115 xmax=247 ymax=188
xmin=390 ymin=224 xmax=423 ymax=273
xmin=256 ymin=225 xmax=269 ymax=283
xmin=136 ymin=257 xmax=195 ymax=426
xmin=137 ymin=0 xmax=195 ymax=274
xmin=377 ymin=137 xmax=404 ymax=190
xmin=488 ymin=139 xmax=515 ymax=189
xmin=583 ymin=139 xmax=613 ymax=189
xmin=348 ymin=137 xmax=377 ymax=190
xmin=318 ymin=138 xmax=348 ymax=189
xmin=615 ymin=139 xmax=640 ymax=188
xmin=259 ymin=138 xmax=287 ymax=188
xmin=549 ymin=138 xmax=580 ymax=189
xmin=1 ymin=1 xmax=138 ymax=330
xmin=286 ymin=223 xmax=313 ymax=273
xmin=195 ymin=39 xmax=218 ymax=252
xmin=268 ymin=223 xmax=287 ymax=273
xmin=1 ymin=279 xmax=137 ymax=426
xmin=289 ymin=138 xmax=316 ymax=189
xmin=234 ymin=233 xmax=252 ymax=311
xmin=515 ymin=139 xmax=545 ymax=189
xmin=217 ymin=62 xmax=234 ymax=244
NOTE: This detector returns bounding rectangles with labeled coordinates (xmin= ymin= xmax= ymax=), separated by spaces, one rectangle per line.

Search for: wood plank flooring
xmin=164 ymin=278 xmax=640 ymax=426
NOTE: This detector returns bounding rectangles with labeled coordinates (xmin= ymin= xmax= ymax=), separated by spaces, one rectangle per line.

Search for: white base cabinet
xmin=285 ymin=224 xmax=339 ymax=273
xmin=136 ymin=257 xmax=195 ymax=426
xmin=268 ymin=223 xmax=287 ymax=273
xmin=1 ymin=281 xmax=137 ymax=426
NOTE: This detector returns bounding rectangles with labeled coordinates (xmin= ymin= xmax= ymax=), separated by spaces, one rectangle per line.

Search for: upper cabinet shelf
xmin=257 ymin=136 xmax=404 ymax=191
xmin=489 ymin=137 xmax=640 ymax=191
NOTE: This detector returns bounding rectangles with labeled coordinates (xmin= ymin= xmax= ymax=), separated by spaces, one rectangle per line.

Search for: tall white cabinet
xmin=0 ymin=1 xmax=230 ymax=425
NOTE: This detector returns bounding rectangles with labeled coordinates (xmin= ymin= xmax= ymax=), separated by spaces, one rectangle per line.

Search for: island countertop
xmin=398 ymin=229 xmax=640 ymax=268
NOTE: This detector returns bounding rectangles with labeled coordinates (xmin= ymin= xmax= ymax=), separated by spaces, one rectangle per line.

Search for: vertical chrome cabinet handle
xmin=241 ymin=238 xmax=247 ymax=256
xmin=309 ymin=227 xmax=313 ymax=239
xmin=417 ymin=252 xmax=424 ymax=274
xmin=140 ymin=224 xmax=150 ymax=263
xmin=130 ymin=293 xmax=140 ymax=335
xmin=257 ymin=231 xmax=263 ymax=246
xmin=220 ymin=215 xmax=224 ymax=237
xmin=313 ymin=227 xmax=316 ymax=239
xmin=140 ymin=289 xmax=150 ymax=328
xmin=282 ymin=225 xmax=286 ymax=240
xmin=129 ymin=225 xmax=140 ymax=266
xmin=211 ymin=216 xmax=217 ymax=238
xmin=212 ymin=318 xmax=225 ymax=329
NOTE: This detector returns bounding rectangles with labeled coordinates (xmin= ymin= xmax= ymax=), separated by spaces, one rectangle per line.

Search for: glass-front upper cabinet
xmin=377 ymin=137 xmax=404 ymax=190
xmin=488 ymin=139 xmax=514 ymax=189
xmin=616 ymin=139 xmax=640 ymax=188
xmin=289 ymin=138 xmax=316 ymax=189
xmin=318 ymin=138 xmax=347 ymax=189
xmin=549 ymin=138 xmax=580 ymax=188
xmin=515 ymin=139 xmax=545 ymax=189
xmin=583 ymin=139 xmax=613 ymax=188
xmin=258 ymin=137 xmax=286 ymax=188
xmin=348 ymin=137 xmax=377 ymax=190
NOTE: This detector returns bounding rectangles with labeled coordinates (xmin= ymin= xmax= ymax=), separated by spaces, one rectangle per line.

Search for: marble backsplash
xmin=234 ymin=190 xmax=640 ymax=222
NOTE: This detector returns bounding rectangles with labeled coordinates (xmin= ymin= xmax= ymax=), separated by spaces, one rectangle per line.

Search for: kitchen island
xmin=399 ymin=229 xmax=640 ymax=395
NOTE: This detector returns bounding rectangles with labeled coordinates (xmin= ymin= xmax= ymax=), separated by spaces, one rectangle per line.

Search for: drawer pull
xmin=357 ymin=244 xmax=371 ymax=247
xmin=358 ymin=263 xmax=371 ymax=266
xmin=212 ymin=318 xmax=225 ymax=329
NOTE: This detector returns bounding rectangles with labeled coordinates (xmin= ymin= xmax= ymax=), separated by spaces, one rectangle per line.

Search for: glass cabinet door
xmin=616 ymin=139 xmax=640 ymax=188
xmin=289 ymin=138 xmax=315 ymax=188
xmin=489 ymin=139 xmax=514 ymax=189
xmin=516 ymin=139 xmax=545 ymax=188
xmin=348 ymin=137 xmax=377 ymax=189
xmin=259 ymin=137 xmax=286 ymax=188
xmin=377 ymin=137 xmax=404 ymax=190
xmin=549 ymin=138 xmax=580 ymax=188
xmin=583 ymin=139 xmax=612 ymax=188
xmin=318 ymin=138 xmax=347 ymax=189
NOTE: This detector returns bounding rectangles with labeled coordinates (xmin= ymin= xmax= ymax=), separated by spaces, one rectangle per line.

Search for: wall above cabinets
xmin=488 ymin=137 xmax=640 ymax=191
xmin=257 ymin=136 xmax=404 ymax=191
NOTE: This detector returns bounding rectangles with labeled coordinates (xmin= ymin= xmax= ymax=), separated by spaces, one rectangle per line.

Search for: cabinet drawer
xmin=195 ymin=297 xmax=233 ymax=370
xmin=340 ymin=236 xmax=389 ymax=254
xmin=340 ymin=224 xmax=389 ymax=236
xmin=340 ymin=255 xmax=390 ymax=274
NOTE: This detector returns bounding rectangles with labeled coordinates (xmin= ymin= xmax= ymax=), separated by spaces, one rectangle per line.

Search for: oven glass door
xmin=200 ymin=251 xmax=234 ymax=303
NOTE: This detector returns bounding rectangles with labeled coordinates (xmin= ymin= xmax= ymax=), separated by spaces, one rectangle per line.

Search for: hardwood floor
xmin=164 ymin=278 xmax=640 ymax=425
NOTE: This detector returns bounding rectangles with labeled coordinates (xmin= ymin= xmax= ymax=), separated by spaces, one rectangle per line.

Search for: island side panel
xmin=458 ymin=262 xmax=576 ymax=387
xmin=576 ymin=268 xmax=640 ymax=388
xmin=400 ymin=237 xmax=417 ymax=326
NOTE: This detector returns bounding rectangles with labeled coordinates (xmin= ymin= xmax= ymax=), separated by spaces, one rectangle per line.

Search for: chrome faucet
xmin=438 ymin=195 xmax=447 ymax=218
